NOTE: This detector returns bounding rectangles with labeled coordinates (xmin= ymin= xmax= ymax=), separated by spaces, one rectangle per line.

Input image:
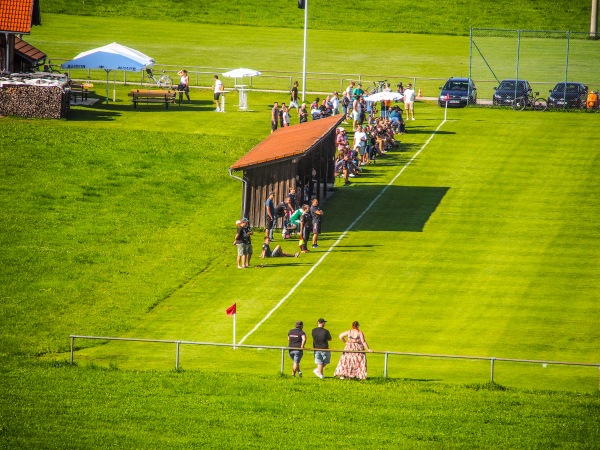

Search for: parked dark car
xmin=492 ymin=79 xmax=532 ymax=106
xmin=438 ymin=77 xmax=477 ymax=107
xmin=547 ymin=82 xmax=588 ymax=109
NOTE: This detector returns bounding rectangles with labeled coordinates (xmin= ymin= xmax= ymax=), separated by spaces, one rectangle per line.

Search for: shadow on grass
xmin=69 ymin=98 xmax=216 ymax=117
xmin=403 ymin=127 xmax=455 ymax=136
xmin=328 ymin=185 xmax=450 ymax=232
xmin=67 ymin=108 xmax=122 ymax=122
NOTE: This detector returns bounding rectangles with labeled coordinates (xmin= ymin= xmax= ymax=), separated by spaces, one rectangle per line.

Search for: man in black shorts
xmin=287 ymin=320 xmax=306 ymax=377
xmin=310 ymin=198 xmax=323 ymax=248
xmin=311 ymin=318 xmax=332 ymax=379
xmin=299 ymin=204 xmax=312 ymax=253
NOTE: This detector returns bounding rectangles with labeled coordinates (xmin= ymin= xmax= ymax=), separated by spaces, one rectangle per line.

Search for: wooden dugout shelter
xmin=229 ymin=115 xmax=344 ymax=228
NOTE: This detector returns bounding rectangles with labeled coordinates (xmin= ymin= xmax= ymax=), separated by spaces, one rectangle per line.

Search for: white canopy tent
xmin=61 ymin=42 xmax=154 ymax=103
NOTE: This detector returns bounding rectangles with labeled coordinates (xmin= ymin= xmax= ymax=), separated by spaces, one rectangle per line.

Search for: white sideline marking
xmin=238 ymin=119 xmax=447 ymax=345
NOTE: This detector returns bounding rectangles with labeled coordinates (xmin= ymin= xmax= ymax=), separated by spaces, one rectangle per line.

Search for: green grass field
xmin=1 ymin=4 xmax=600 ymax=448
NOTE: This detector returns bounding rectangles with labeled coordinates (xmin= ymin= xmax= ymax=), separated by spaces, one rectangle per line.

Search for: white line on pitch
xmin=237 ymin=119 xmax=447 ymax=345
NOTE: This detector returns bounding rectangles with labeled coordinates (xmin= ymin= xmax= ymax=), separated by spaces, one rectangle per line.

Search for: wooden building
xmin=229 ymin=115 xmax=344 ymax=228
xmin=0 ymin=0 xmax=43 ymax=73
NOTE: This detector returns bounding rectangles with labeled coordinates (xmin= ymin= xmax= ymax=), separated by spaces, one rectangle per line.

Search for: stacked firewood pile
xmin=0 ymin=73 xmax=70 ymax=119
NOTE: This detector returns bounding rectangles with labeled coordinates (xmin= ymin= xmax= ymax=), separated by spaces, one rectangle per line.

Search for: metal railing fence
xmin=69 ymin=335 xmax=600 ymax=390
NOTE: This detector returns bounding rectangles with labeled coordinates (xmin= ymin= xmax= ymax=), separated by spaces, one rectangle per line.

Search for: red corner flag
xmin=226 ymin=303 xmax=237 ymax=316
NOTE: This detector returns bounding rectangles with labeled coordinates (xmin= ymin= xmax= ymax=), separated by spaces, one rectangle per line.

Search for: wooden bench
xmin=128 ymin=90 xmax=177 ymax=109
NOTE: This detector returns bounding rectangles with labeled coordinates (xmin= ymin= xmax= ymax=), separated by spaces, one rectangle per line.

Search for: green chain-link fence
xmin=470 ymin=28 xmax=600 ymax=105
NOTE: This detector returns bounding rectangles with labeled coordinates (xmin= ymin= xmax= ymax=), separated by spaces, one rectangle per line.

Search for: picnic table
xmin=128 ymin=89 xmax=178 ymax=109
xmin=70 ymin=83 xmax=94 ymax=103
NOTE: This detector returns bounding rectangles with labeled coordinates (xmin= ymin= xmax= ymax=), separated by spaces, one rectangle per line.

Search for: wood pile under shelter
xmin=229 ymin=115 xmax=343 ymax=228
xmin=0 ymin=72 xmax=70 ymax=119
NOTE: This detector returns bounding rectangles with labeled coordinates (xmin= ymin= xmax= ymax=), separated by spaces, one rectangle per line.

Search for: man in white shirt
xmin=213 ymin=75 xmax=223 ymax=111
xmin=403 ymin=83 xmax=416 ymax=120
xmin=353 ymin=125 xmax=368 ymax=164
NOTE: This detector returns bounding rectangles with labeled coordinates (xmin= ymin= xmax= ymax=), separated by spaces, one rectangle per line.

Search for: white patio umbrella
xmin=222 ymin=68 xmax=261 ymax=79
xmin=222 ymin=68 xmax=261 ymax=111
xmin=363 ymin=91 xmax=404 ymax=102
xmin=61 ymin=42 xmax=154 ymax=103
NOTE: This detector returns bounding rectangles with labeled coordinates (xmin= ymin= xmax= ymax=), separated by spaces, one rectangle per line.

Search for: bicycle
xmin=368 ymin=79 xmax=388 ymax=95
xmin=143 ymin=68 xmax=173 ymax=89
xmin=512 ymin=90 xmax=547 ymax=111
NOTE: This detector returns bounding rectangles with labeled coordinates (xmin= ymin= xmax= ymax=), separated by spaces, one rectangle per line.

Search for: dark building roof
xmin=14 ymin=36 xmax=45 ymax=64
xmin=0 ymin=0 xmax=35 ymax=33
xmin=230 ymin=115 xmax=343 ymax=171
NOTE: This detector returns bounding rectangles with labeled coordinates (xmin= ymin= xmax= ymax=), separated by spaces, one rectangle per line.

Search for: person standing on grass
xmin=243 ymin=218 xmax=253 ymax=268
xmin=403 ymin=83 xmax=416 ymax=120
xmin=177 ymin=69 xmax=190 ymax=103
xmin=288 ymin=321 xmax=306 ymax=378
xmin=233 ymin=219 xmax=247 ymax=269
xmin=299 ymin=204 xmax=312 ymax=253
xmin=312 ymin=318 xmax=332 ymax=379
xmin=212 ymin=75 xmax=223 ymax=111
xmin=310 ymin=198 xmax=323 ymax=249
xmin=271 ymin=101 xmax=279 ymax=133
xmin=298 ymin=102 xmax=308 ymax=123
xmin=265 ymin=191 xmax=276 ymax=239
xmin=334 ymin=321 xmax=373 ymax=380
xmin=290 ymin=81 xmax=299 ymax=110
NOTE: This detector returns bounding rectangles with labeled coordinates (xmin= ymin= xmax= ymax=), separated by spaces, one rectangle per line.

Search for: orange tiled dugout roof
xmin=14 ymin=36 xmax=45 ymax=62
xmin=230 ymin=115 xmax=343 ymax=171
xmin=0 ymin=0 xmax=34 ymax=33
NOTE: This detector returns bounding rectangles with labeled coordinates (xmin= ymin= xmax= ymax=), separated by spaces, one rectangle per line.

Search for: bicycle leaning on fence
xmin=512 ymin=90 xmax=547 ymax=111
xmin=367 ymin=79 xmax=388 ymax=95
xmin=143 ymin=68 xmax=173 ymax=89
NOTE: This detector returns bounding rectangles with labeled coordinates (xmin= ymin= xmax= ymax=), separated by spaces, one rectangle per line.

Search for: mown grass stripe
xmin=238 ymin=119 xmax=447 ymax=344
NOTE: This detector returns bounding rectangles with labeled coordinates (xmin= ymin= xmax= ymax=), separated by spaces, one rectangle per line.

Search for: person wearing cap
xmin=352 ymin=83 xmax=364 ymax=101
xmin=312 ymin=318 xmax=332 ymax=379
xmin=265 ymin=191 xmax=275 ymax=239
xmin=287 ymin=321 xmax=306 ymax=377
xmin=233 ymin=218 xmax=248 ymax=269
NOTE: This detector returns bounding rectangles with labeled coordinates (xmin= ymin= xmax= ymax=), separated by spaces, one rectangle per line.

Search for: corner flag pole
xmin=226 ymin=303 xmax=237 ymax=349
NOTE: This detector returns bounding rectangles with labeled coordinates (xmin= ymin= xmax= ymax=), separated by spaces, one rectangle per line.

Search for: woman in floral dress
xmin=334 ymin=321 xmax=373 ymax=380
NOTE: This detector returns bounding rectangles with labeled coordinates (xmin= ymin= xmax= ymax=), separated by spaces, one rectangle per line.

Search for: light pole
xmin=591 ymin=0 xmax=598 ymax=38
xmin=301 ymin=0 xmax=308 ymax=101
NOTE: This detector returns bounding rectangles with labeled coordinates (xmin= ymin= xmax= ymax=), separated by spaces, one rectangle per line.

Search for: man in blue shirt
xmin=265 ymin=192 xmax=275 ymax=239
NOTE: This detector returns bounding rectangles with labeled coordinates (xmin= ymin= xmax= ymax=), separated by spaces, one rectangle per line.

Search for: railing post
xmin=490 ymin=357 xmax=495 ymax=383
xmin=281 ymin=348 xmax=285 ymax=375
xmin=175 ymin=341 xmax=181 ymax=370
xmin=384 ymin=352 xmax=389 ymax=378
xmin=70 ymin=336 xmax=74 ymax=365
